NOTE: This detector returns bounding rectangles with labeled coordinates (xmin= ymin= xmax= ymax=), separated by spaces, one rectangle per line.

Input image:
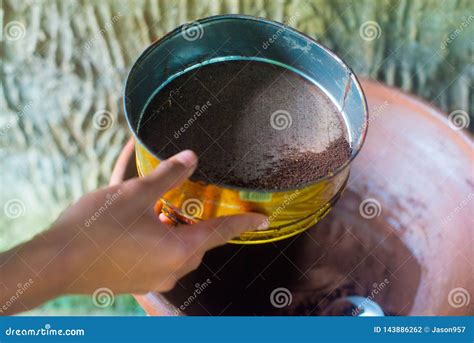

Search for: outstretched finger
xmin=131 ymin=150 xmax=197 ymax=208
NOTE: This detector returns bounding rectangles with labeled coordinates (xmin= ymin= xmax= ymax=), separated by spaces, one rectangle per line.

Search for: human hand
xmin=0 ymin=150 xmax=267 ymax=314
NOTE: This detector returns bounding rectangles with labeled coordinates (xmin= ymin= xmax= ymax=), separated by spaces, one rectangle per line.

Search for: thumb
xmin=134 ymin=150 xmax=198 ymax=205
xmin=178 ymin=213 xmax=269 ymax=251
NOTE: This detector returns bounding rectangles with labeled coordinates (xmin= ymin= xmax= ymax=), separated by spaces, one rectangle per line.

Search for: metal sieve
xmin=124 ymin=15 xmax=368 ymax=244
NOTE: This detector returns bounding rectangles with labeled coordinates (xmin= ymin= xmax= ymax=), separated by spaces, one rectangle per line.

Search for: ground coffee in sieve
xmin=139 ymin=60 xmax=351 ymax=190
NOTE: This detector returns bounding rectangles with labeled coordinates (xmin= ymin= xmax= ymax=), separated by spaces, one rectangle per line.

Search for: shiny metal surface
xmin=125 ymin=15 xmax=368 ymax=243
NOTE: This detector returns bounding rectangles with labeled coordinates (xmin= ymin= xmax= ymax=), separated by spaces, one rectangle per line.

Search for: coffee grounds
xmin=139 ymin=60 xmax=351 ymax=190
xmin=222 ymin=137 xmax=351 ymax=190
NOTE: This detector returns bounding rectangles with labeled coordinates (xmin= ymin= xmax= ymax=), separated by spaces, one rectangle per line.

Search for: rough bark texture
xmin=0 ymin=0 xmax=472 ymax=249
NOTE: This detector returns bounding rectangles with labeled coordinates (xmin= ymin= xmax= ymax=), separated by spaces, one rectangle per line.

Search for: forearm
xmin=0 ymin=150 xmax=267 ymax=315
xmin=0 ymin=227 xmax=75 ymax=315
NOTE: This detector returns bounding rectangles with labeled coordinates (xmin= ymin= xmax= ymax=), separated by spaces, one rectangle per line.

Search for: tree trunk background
xmin=0 ymin=0 xmax=472 ymax=249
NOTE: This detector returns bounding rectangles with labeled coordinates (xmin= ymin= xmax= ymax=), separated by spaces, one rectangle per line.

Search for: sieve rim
xmin=124 ymin=14 xmax=369 ymax=193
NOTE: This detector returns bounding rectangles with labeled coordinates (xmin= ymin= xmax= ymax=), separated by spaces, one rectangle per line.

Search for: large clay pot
xmin=110 ymin=80 xmax=473 ymax=316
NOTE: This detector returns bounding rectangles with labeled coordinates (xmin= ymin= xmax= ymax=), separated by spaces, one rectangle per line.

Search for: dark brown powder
xmin=139 ymin=60 xmax=351 ymax=190
xmin=221 ymin=137 xmax=351 ymax=190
